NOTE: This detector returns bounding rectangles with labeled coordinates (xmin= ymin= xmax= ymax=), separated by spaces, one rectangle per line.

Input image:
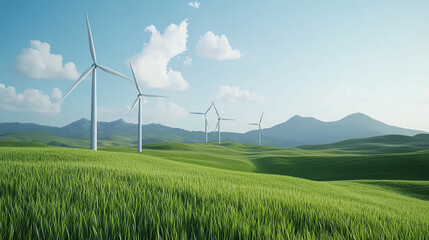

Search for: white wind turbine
xmin=62 ymin=11 xmax=132 ymax=151
xmin=128 ymin=63 xmax=166 ymax=152
xmin=249 ymin=112 xmax=264 ymax=146
xmin=189 ymin=102 xmax=213 ymax=143
xmin=212 ymin=103 xmax=235 ymax=145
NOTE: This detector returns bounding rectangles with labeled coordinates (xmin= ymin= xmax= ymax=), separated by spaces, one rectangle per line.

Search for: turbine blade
xmin=129 ymin=63 xmax=142 ymax=94
xmin=205 ymin=102 xmax=213 ymax=114
xmin=260 ymin=126 xmax=264 ymax=135
xmin=215 ymin=120 xmax=220 ymax=131
xmin=248 ymin=123 xmax=259 ymax=125
xmin=98 ymin=64 xmax=132 ymax=82
xmin=127 ymin=96 xmax=140 ymax=117
xmin=85 ymin=11 xmax=97 ymax=63
xmin=259 ymin=112 xmax=264 ymax=124
xmin=221 ymin=118 xmax=235 ymax=121
xmin=62 ymin=65 xmax=95 ymax=100
xmin=189 ymin=112 xmax=205 ymax=115
xmin=142 ymin=94 xmax=166 ymax=98
xmin=212 ymin=102 xmax=220 ymax=118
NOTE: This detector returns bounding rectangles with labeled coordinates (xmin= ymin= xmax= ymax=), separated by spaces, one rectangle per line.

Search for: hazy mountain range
xmin=0 ymin=113 xmax=424 ymax=148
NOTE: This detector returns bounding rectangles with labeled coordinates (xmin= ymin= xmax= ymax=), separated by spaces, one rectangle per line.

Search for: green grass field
xmin=1 ymin=142 xmax=428 ymax=239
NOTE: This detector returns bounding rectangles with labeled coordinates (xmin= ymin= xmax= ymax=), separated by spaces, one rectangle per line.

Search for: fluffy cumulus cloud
xmin=15 ymin=40 xmax=79 ymax=80
xmin=129 ymin=20 xmax=189 ymax=91
xmin=217 ymin=85 xmax=265 ymax=103
xmin=0 ymin=83 xmax=62 ymax=114
xmin=188 ymin=1 xmax=200 ymax=8
xmin=196 ymin=31 xmax=241 ymax=60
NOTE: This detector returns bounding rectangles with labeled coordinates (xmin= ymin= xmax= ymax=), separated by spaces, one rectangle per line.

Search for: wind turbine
xmin=249 ymin=112 xmax=264 ymax=146
xmin=62 ymin=11 xmax=132 ymax=151
xmin=128 ymin=63 xmax=166 ymax=152
xmin=212 ymin=103 xmax=235 ymax=145
xmin=189 ymin=102 xmax=213 ymax=143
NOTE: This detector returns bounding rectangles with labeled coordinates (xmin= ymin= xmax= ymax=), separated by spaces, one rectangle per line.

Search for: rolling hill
xmin=4 ymin=139 xmax=429 ymax=181
xmin=300 ymin=134 xmax=429 ymax=154
xmin=0 ymin=113 xmax=424 ymax=148
xmin=112 ymin=141 xmax=429 ymax=181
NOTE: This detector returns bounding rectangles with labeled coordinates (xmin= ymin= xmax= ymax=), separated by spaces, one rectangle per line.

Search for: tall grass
xmin=1 ymin=147 xmax=428 ymax=239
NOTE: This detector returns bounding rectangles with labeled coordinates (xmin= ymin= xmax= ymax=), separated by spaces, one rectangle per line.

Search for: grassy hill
xmin=0 ymin=140 xmax=50 ymax=147
xmin=1 ymin=146 xmax=428 ymax=239
xmin=2 ymin=139 xmax=429 ymax=181
xmin=0 ymin=132 xmax=135 ymax=148
xmin=299 ymin=134 xmax=429 ymax=154
xmin=99 ymin=142 xmax=429 ymax=181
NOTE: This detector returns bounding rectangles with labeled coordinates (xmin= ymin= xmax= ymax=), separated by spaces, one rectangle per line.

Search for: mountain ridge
xmin=0 ymin=113 xmax=424 ymax=147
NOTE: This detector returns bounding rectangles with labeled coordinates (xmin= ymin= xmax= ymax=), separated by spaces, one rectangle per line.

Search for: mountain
xmin=253 ymin=113 xmax=424 ymax=147
xmin=0 ymin=113 xmax=425 ymax=148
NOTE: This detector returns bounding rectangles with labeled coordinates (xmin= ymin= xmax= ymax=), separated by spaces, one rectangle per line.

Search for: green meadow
xmin=1 ymin=141 xmax=429 ymax=239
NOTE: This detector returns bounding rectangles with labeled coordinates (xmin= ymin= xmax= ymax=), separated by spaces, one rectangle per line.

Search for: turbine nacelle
xmin=190 ymin=102 xmax=214 ymax=143
xmin=128 ymin=64 xmax=166 ymax=117
xmin=212 ymin=102 xmax=235 ymax=144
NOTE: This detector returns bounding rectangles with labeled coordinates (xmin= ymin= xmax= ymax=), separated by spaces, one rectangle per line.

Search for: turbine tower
xmin=249 ymin=112 xmax=264 ymax=146
xmin=189 ymin=102 xmax=213 ymax=143
xmin=62 ymin=11 xmax=132 ymax=151
xmin=128 ymin=63 xmax=166 ymax=152
xmin=212 ymin=103 xmax=235 ymax=145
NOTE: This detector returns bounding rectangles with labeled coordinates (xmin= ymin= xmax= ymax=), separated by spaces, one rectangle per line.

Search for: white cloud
xmin=183 ymin=56 xmax=192 ymax=65
xmin=51 ymin=88 xmax=62 ymax=102
xmin=129 ymin=20 xmax=189 ymax=91
xmin=16 ymin=40 xmax=79 ymax=80
xmin=188 ymin=1 xmax=200 ymax=8
xmin=0 ymin=83 xmax=62 ymax=114
xmin=196 ymin=31 xmax=241 ymax=60
xmin=152 ymin=100 xmax=188 ymax=120
xmin=217 ymin=85 xmax=265 ymax=103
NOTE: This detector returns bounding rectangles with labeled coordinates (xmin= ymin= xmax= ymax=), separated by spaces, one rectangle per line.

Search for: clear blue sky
xmin=1 ymin=0 xmax=429 ymax=132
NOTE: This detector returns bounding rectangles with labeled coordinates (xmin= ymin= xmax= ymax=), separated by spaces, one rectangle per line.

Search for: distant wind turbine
xmin=128 ymin=63 xmax=166 ymax=152
xmin=189 ymin=102 xmax=213 ymax=143
xmin=62 ymin=11 xmax=132 ymax=151
xmin=212 ymin=103 xmax=235 ymax=145
xmin=249 ymin=112 xmax=264 ymax=146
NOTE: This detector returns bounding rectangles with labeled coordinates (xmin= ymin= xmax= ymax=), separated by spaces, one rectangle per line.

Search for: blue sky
xmin=1 ymin=0 xmax=429 ymax=133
